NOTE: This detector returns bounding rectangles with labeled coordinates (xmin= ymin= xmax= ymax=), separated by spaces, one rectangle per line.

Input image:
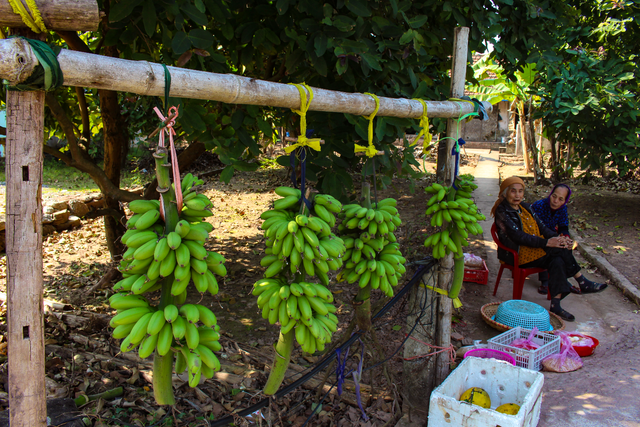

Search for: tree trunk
xmin=100 ymin=46 xmax=128 ymax=258
xmin=549 ymin=133 xmax=559 ymax=181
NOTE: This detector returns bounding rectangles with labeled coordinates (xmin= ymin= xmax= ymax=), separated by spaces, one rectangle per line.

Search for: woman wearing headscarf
xmin=491 ymin=177 xmax=606 ymax=321
xmin=531 ymin=184 xmax=576 ymax=294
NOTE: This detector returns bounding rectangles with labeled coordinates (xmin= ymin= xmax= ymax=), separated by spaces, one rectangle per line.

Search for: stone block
xmin=52 ymin=210 xmax=70 ymax=225
xmin=68 ymin=200 xmax=90 ymax=217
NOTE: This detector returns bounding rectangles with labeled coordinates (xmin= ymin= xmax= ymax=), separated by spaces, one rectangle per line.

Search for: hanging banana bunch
xmin=255 ymin=186 xmax=345 ymax=352
xmin=259 ymin=186 xmax=347 ymax=285
xmin=110 ymin=173 xmax=226 ymax=388
xmin=335 ymin=197 xmax=407 ymax=297
xmin=423 ymin=179 xmax=485 ymax=259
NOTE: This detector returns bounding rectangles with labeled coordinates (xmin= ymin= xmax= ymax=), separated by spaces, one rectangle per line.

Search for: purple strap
xmin=352 ymin=339 xmax=369 ymax=421
xmin=335 ymin=346 xmax=350 ymax=395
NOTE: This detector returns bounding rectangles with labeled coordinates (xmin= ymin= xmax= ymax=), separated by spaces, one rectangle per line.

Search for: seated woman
xmin=531 ymin=184 xmax=579 ymax=295
xmin=491 ymin=177 xmax=606 ymax=322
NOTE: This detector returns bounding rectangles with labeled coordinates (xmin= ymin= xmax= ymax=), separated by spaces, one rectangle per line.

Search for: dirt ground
xmin=0 ymin=149 xmax=638 ymax=426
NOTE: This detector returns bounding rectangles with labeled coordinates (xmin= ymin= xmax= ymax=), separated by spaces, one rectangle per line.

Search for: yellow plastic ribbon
xmin=410 ymin=99 xmax=434 ymax=154
xmin=354 ymin=93 xmax=380 ymax=157
xmin=7 ymin=0 xmax=47 ymax=33
xmin=284 ymin=83 xmax=322 ymax=154
xmin=420 ymin=283 xmax=463 ymax=308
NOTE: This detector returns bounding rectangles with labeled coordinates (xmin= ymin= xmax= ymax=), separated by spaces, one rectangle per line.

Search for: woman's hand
xmin=547 ymin=236 xmax=564 ymax=248
xmin=547 ymin=236 xmax=573 ymax=249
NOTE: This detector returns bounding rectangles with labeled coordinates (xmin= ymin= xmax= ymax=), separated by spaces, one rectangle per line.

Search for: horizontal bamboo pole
xmin=0 ymin=37 xmax=491 ymax=119
xmin=0 ymin=0 xmax=100 ymax=32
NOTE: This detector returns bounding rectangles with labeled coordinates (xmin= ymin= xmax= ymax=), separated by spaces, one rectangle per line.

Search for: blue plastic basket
xmin=492 ymin=300 xmax=553 ymax=331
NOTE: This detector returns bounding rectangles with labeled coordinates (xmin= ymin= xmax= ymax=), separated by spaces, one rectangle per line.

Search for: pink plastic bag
xmin=509 ymin=327 xmax=541 ymax=351
xmin=542 ymin=331 xmax=583 ymax=373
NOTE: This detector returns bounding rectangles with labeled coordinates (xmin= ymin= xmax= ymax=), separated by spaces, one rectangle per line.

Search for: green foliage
xmin=69 ymin=0 xmax=524 ymax=197
xmin=534 ymin=50 xmax=640 ymax=177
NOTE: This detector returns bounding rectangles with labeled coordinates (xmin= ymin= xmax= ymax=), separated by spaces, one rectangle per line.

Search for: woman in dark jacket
xmin=491 ymin=177 xmax=606 ymax=321
xmin=531 ymin=183 xmax=577 ymax=294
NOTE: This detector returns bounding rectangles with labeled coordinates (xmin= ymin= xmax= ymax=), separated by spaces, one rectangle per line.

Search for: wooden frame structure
xmin=0 ymin=11 xmax=481 ymax=424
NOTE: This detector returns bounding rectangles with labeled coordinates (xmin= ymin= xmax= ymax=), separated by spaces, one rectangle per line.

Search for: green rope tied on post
xmin=4 ymin=37 xmax=63 ymax=91
xmin=354 ymin=93 xmax=380 ymax=158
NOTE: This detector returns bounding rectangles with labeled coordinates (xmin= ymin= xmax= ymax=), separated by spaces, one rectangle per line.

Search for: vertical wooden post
xmin=435 ymin=26 xmax=469 ymax=385
xmin=6 ymin=90 xmax=47 ymax=427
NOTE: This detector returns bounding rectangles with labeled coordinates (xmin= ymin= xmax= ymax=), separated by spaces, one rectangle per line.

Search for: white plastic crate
xmin=428 ymin=357 xmax=544 ymax=427
xmin=488 ymin=327 xmax=560 ymax=371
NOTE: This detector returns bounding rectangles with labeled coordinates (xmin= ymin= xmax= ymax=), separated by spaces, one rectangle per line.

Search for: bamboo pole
xmin=6 ymin=89 xmax=47 ymax=427
xmin=0 ymin=38 xmax=490 ymax=120
xmin=435 ymin=26 xmax=470 ymax=385
xmin=0 ymin=0 xmax=100 ymax=31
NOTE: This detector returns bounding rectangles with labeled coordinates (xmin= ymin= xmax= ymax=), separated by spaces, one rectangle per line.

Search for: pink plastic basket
xmin=464 ymin=348 xmax=516 ymax=365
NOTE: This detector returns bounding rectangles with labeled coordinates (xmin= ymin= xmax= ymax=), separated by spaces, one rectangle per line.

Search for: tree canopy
xmin=3 ymin=0 xmax=640 ymax=255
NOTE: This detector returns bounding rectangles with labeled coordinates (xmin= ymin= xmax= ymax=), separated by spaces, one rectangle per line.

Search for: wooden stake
xmin=6 ymin=89 xmax=47 ymax=427
xmin=435 ymin=26 xmax=470 ymax=385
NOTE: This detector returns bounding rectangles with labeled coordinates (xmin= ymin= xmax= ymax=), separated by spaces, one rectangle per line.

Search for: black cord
xmin=208 ymin=259 xmax=436 ymax=427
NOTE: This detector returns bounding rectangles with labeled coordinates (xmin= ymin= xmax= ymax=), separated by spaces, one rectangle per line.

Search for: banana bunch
xmin=423 ymin=181 xmax=486 ymax=259
xmin=110 ymin=297 xmax=222 ymax=387
xmin=337 ymin=239 xmax=406 ymax=297
xmin=337 ymin=198 xmax=402 ymax=239
xmin=252 ymin=278 xmax=338 ymax=354
xmin=177 ymin=173 xmax=216 ymax=223
xmin=260 ymin=186 xmax=346 ymax=285
xmin=335 ymin=197 xmax=407 ymax=297
xmin=110 ymin=173 xmax=226 ymax=388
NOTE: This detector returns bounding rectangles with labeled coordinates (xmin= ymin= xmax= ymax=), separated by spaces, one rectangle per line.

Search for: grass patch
xmin=0 ymin=158 xmax=154 ymax=192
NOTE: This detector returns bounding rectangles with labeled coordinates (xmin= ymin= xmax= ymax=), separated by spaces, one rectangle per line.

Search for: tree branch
xmin=56 ymin=30 xmax=92 ymax=53
xmin=268 ymin=58 xmax=287 ymax=82
xmin=43 ymin=145 xmax=72 ymax=163
xmin=44 ymin=93 xmax=141 ymax=202
xmin=75 ymin=87 xmax=91 ymax=143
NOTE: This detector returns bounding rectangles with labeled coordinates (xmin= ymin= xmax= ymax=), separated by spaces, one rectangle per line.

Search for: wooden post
xmin=0 ymin=0 xmax=99 ymax=31
xmin=6 ymin=90 xmax=47 ymax=427
xmin=435 ymin=26 xmax=469 ymax=385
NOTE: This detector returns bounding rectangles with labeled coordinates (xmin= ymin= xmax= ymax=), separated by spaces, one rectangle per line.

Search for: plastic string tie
xmin=354 ymin=93 xmax=380 ymax=158
xmin=161 ymin=64 xmax=172 ymax=115
xmin=7 ymin=0 xmax=47 ymax=33
xmin=287 ymin=83 xmax=320 ymax=211
xmin=402 ymin=334 xmax=456 ymax=362
xmin=410 ymin=99 xmax=434 ymax=154
xmin=371 ymin=157 xmax=378 ymax=205
xmin=5 ymin=37 xmax=63 ymax=91
xmin=451 ymin=138 xmax=466 ymax=187
xmin=285 ymin=83 xmax=322 ymax=154
xmin=352 ymin=338 xmax=369 ymax=421
xmin=153 ymin=105 xmax=182 ymax=211
xmin=335 ymin=346 xmax=350 ymax=395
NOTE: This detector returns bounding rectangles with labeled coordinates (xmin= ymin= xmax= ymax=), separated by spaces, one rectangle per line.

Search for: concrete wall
xmin=461 ymin=100 xmax=510 ymax=142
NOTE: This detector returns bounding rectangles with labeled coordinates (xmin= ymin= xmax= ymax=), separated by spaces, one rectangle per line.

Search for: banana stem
xmin=354 ymin=285 xmax=372 ymax=331
xmin=263 ymin=330 xmax=295 ymax=395
xmin=354 ymin=181 xmax=372 ymax=331
xmin=153 ymin=352 xmax=176 ymax=405
xmin=152 ymin=145 xmax=180 ymax=405
xmin=362 ymin=182 xmax=372 ymax=209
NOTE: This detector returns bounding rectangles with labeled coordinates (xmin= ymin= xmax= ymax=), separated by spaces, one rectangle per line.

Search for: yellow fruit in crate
xmin=459 ymin=387 xmax=491 ymax=408
xmin=496 ymin=403 xmax=520 ymax=415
